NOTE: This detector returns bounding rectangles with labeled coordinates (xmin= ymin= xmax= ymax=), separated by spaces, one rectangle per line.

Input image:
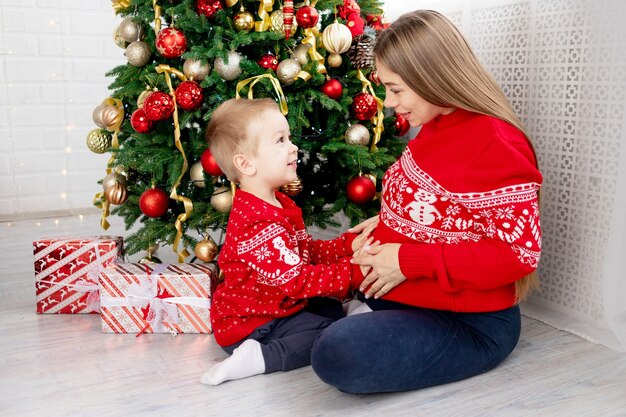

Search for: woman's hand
xmin=351 ymin=222 xmax=377 ymax=253
xmin=347 ymin=215 xmax=379 ymax=234
xmin=351 ymin=242 xmax=406 ymax=299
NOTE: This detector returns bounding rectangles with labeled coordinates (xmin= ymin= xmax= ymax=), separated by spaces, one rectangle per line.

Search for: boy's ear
xmin=233 ymin=153 xmax=256 ymax=177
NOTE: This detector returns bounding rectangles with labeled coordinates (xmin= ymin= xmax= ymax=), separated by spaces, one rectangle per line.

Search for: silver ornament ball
xmin=292 ymin=44 xmax=310 ymax=66
xmin=126 ymin=41 xmax=151 ymax=67
xmin=118 ymin=18 xmax=144 ymax=42
xmin=277 ymin=59 xmax=301 ymax=85
xmin=344 ymin=124 xmax=371 ymax=146
xmin=183 ymin=59 xmax=211 ymax=82
xmin=214 ymin=51 xmax=242 ymax=81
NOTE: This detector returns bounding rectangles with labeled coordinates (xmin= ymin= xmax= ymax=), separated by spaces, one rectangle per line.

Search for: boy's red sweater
xmin=210 ymin=190 xmax=358 ymax=346
xmin=363 ymin=109 xmax=543 ymax=312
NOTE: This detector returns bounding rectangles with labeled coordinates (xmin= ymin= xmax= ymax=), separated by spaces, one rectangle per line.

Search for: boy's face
xmin=249 ymin=109 xmax=299 ymax=189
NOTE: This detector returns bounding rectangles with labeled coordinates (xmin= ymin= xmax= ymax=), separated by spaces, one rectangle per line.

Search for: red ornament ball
xmin=175 ymin=80 xmax=204 ymax=111
xmin=139 ymin=188 xmax=169 ymax=218
xmin=321 ymin=78 xmax=343 ymax=100
xmin=346 ymin=175 xmax=376 ymax=205
xmin=258 ymin=53 xmax=279 ymax=71
xmin=156 ymin=27 xmax=187 ymax=59
xmin=143 ymin=92 xmax=175 ymax=121
xmin=200 ymin=148 xmax=223 ymax=176
xmin=196 ymin=0 xmax=223 ymax=19
xmin=352 ymin=92 xmax=377 ymax=120
xmin=130 ymin=108 xmax=153 ymax=133
xmin=394 ymin=113 xmax=410 ymax=136
xmin=337 ymin=0 xmax=361 ymax=20
xmin=295 ymin=5 xmax=319 ymax=29
xmin=346 ymin=12 xmax=365 ymax=37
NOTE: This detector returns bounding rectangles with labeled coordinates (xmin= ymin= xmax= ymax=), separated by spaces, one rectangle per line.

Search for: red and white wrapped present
xmin=33 ymin=236 xmax=123 ymax=314
xmin=99 ymin=263 xmax=216 ymax=334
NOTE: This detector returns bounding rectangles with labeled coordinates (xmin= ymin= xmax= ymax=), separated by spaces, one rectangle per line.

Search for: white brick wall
xmin=0 ymin=0 xmax=124 ymax=218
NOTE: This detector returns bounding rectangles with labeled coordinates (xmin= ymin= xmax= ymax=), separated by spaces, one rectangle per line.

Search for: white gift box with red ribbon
xmin=99 ymin=263 xmax=216 ymax=334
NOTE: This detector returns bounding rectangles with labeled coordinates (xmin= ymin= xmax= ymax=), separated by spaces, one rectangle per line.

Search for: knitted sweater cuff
xmin=398 ymin=243 xmax=439 ymax=280
xmin=342 ymin=232 xmax=358 ymax=255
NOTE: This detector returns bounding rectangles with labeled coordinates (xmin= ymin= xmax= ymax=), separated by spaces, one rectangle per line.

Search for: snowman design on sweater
xmin=381 ymin=146 xmax=541 ymax=268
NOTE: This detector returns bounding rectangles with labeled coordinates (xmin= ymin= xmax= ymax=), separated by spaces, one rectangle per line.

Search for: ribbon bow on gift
xmin=126 ymin=264 xmax=180 ymax=335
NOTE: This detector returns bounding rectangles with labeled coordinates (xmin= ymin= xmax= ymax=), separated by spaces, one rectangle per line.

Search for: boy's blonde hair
xmin=205 ymin=98 xmax=280 ymax=182
xmin=374 ymin=10 xmax=540 ymax=301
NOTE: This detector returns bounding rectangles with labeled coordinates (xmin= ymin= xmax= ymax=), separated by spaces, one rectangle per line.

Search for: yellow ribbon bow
xmin=236 ymin=74 xmax=289 ymax=115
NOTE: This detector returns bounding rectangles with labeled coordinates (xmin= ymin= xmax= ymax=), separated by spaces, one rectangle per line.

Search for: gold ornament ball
xmin=234 ymin=10 xmax=255 ymax=32
xmin=125 ymin=41 xmax=151 ymax=67
xmin=147 ymin=242 xmax=160 ymax=256
xmin=138 ymin=254 xmax=162 ymax=264
xmin=277 ymin=59 xmax=301 ymax=85
xmin=327 ymin=53 xmax=343 ymax=68
xmin=280 ymin=177 xmax=303 ymax=196
xmin=102 ymin=172 xmax=127 ymax=192
xmin=293 ymin=43 xmax=311 ymax=66
xmin=86 ymin=128 xmax=112 ymax=154
xmin=183 ymin=59 xmax=211 ymax=82
xmin=214 ymin=51 xmax=242 ymax=81
xmin=210 ymin=186 xmax=233 ymax=213
xmin=190 ymin=161 xmax=206 ymax=188
xmin=118 ymin=17 xmax=144 ymax=42
xmin=344 ymin=124 xmax=370 ymax=146
xmin=270 ymin=9 xmax=298 ymax=36
xmin=93 ymin=103 xmax=121 ymax=129
xmin=194 ymin=238 xmax=218 ymax=262
xmin=105 ymin=182 xmax=128 ymax=205
xmin=322 ymin=21 xmax=352 ymax=55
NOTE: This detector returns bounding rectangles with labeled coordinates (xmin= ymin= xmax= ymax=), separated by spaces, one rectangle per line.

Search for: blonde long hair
xmin=374 ymin=10 xmax=539 ymax=300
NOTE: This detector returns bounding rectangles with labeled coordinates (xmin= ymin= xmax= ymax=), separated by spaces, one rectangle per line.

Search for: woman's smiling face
xmin=375 ymin=59 xmax=454 ymax=127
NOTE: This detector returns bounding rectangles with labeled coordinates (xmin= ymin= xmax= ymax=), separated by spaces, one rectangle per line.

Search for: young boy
xmin=201 ymin=98 xmax=373 ymax=385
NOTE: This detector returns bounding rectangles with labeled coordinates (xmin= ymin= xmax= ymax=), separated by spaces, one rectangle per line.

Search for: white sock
xmin=346 ymin=300 xmax=373 ymax=316
xmin=201 ymin=339 xmax=266 ymax=385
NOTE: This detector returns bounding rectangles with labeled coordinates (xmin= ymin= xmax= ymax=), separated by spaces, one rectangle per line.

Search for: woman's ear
xmin=233 ymin=153 xmax=256 ymax=177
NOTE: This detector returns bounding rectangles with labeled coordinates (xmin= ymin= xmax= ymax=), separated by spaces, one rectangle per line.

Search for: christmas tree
xmin=88 ymin=0 xmax=408 ymax=262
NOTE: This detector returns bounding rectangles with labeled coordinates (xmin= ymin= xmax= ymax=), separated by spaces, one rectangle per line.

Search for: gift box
xmin=34 ymin=236 xmax=124 ymax=314
xmin=99 ymin=263 xmax=216 ymax=334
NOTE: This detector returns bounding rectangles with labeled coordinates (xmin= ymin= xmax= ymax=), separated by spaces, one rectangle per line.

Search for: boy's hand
xmin=351 ymin=222 xmax=377 ymax=253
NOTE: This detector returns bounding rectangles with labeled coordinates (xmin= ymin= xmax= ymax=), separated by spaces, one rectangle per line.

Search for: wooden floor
xmin=1 ymin=212 xmax=625 ymax=417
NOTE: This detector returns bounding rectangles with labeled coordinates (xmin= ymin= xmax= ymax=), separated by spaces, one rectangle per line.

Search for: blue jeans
xmin=311 ymin=298 xmax=521 ymax=394
xmin=221 ymin=298 xmax=344 ymax=373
